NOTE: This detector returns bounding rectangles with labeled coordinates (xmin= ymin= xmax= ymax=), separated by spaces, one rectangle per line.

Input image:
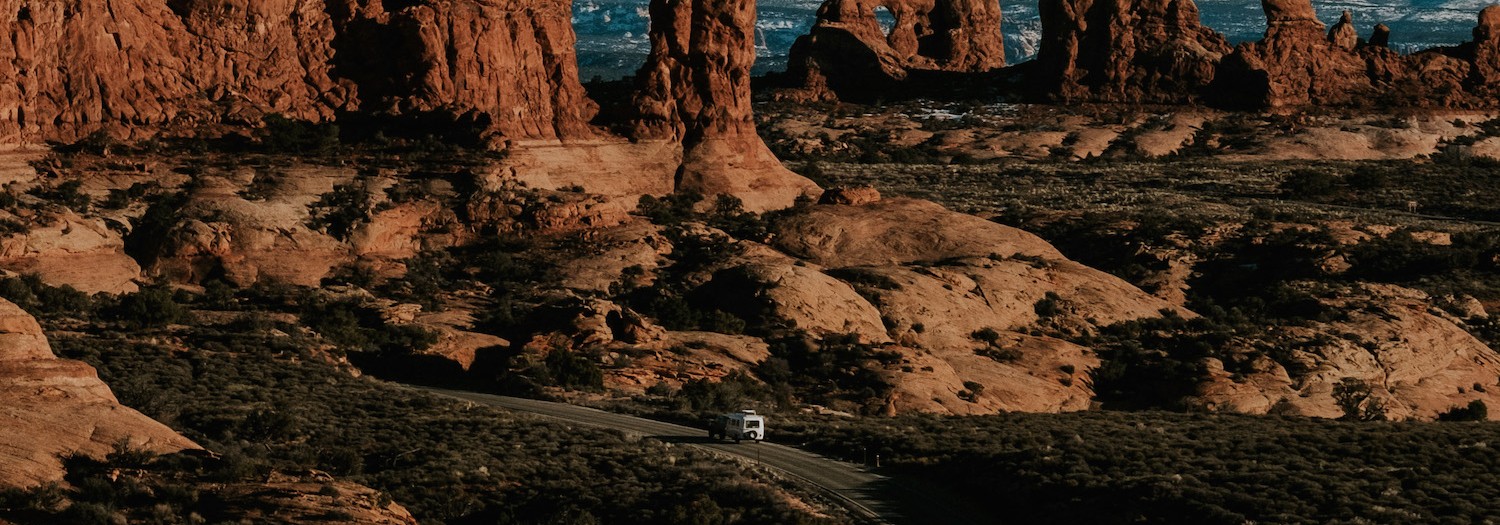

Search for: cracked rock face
xmin=0 ymin=0 xmax=595 ymax=143
xmin=631 ymin=0 xmax=819 ymax=211
xmin=1032 ymin=0 xmax=1230 ymax=104
xmin=784 ymin=0 xmax=1006 ymax=101
xmin=1212 ymin=0 xmax=1500 ymax=108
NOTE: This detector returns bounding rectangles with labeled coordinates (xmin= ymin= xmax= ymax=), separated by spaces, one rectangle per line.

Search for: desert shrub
xmin=47 ymin=333 xmax=832 ymax=525
xmin=28 ymin=179 xmax=90 ymax=212
xmin=760 ymin=333 xmax=897 ymax=413
xmin=773 ymin=410 xmax=1500 ymax=525
xmin=307 ymin=182 xmax=371 ymax=241
xmin=539 ymin=349 xmax=604 ymax=390
xmin=298 ymin=297 xmax=436 ymax=356
xmin=260 ymin=114 xmax=340 ymax=155
xmin=637 ymin=192 xmax=702 ymax=226
xmin=677 ymin=371 xmax=767 ymax=413
xmin=102 ymin=182 xmax=156 ymax=209
xmin=1033 ymin=292 xmax=1063 ymax=318
xmin=1437 ymin=400 xmax=1489 ymax=422
xmin=0 ymin=275 xmax=95 ymax=318
xmin=705 ymin=194 xmax=770 ymax=241
xmin=1279 ymin=169 xmax=1340 ymax=198
xmin=971 ymin=327 xmax=1001 ymax=344
xmin=1345 ymin=230 xmax=1499 ymax=283
xmin=1332 ymin=377 xmax=1388 ymax=422
xmin=1085 ymin=311 xmax=1240 ymax=410
xmin=110 ymin=285 xmax=191 ymax=328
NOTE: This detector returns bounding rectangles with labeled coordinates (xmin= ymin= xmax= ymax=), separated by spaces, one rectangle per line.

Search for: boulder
xmin=772 ymin=198 xmax=1063 ymax=267
xmin=1193 ymin=283 xmax=1500 ymax=420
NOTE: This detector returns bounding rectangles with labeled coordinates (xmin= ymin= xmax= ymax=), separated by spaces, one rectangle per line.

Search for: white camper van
xmin=709 ymin=410 xmax=766 ymax=443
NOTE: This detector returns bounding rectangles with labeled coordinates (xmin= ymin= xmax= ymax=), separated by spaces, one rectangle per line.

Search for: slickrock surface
xmin=0 ymin=299 xmax=197 ymax=488
xmin=757 ymin=199 xmax=1183 ymax=414
xmin=1195 ymin=284 xmax=1500 ymax=420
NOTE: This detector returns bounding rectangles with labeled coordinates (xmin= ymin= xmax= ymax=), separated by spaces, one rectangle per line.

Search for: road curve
xmin=411 ymin=387 xmax=988 ymax=525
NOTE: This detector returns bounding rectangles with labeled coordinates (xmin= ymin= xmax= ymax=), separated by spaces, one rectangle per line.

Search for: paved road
xmin=412 ymin=387 xmax=989 ymax=525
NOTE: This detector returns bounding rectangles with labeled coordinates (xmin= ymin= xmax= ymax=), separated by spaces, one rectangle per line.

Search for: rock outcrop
xmin=1208 ymin=0 xmax=1372 ymax=108
xmin=1327 ymin=11 xmax=1359 ymax=51
xmin=1032 ymin=0 xmax=1500 ymax=108
xmin=0 ymin=299 xmax=198 ymax=488
xmin=1031 ymin=0 xmax=1230 ymax=104
xmin=0 ymin=0 xmax=595 ymax=143
xmin=0 ymin=209 xmax=143 ymax=294
xmin=1193 ymin=284 xmax=1500 ymax=420
xmin=1212 ymin=1 xmax=1500 ymax=108
xmin=783 ymin=0 xmax=1006 ymax=101
xmin=631 ymin=0 xmax=819 ymax=211
xmin=756 ymin=199 xmax=1184 ymax=414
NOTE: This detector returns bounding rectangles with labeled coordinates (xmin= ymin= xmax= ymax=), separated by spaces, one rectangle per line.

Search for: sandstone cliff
xmin=631 ymin=0 xmax=819 ymax=211
xmin=1032 ymin=0 xmax=1230 ymax=104
xmin=784 ymin=0 xmax=1006 ymax=101
xmin=0 ymin=298 xmax=197 ymax=488
xmin=0 ymin=0 xmax=595 ymax=143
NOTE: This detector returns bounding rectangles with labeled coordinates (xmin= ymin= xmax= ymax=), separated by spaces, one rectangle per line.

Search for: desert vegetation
xmin=773 ymin=411 xmax=1500 ymax=524
xmin=0 ymin=277 xmax=843 ymax=525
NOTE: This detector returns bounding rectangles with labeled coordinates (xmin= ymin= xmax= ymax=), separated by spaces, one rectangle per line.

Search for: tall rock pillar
xmin=784 ymin=0 xmax=1007 ymax=102
xmin=632 ymin=0 xmax=819 ymax=211
xmin=1033 ymin=0 xmax=1230 ymax=104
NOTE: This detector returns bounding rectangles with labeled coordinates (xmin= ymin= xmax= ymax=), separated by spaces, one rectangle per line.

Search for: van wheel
xmin=733 ymin=435 xmax=741 ymax=444
xmin=746 ymin=431 xmax=759 ymax=442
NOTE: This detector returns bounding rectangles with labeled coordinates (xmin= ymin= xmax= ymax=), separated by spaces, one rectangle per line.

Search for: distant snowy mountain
xmin=573 ymin=0 xmax=1489 ymax=81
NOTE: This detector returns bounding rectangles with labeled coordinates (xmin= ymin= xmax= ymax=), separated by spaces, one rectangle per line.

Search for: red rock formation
xmin=784 ymin=0 xmax=1006 ymax=101
xmin=1471 ymin=6 xmax=1500 ymax=87
xmin=0 ymin=0 xmax=595 ymax=143
xmin=1209 ymin=0 xmax=1377 ymax=108
xmin=632 ymin=0 xmax=818 ymax=211
xmin=1369 ymin=24 xmax=1391 ymax=48
xmin=1032 ymin=0 xmax=1231 ymax=104
xmin=1214 ymin=1 xmax=1500 ymax=108
xmin=1328 ymin=11 xmax=1359 ymax=51
xmin=329 ymin=1 xmax=599 ymax=141
xmin=0 ymin=299 xmax=198 ymax=487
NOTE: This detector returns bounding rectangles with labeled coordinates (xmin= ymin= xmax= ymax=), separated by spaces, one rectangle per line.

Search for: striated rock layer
xmin=0 ymin=299 xmax=198 ymax=488
xmin=0 ymin=0 xmax=595 ymax=143
xmin=632 ymin=0 xmax=819 ymax=211
xmin=784 ymin=0 xmax=1007 ymax=101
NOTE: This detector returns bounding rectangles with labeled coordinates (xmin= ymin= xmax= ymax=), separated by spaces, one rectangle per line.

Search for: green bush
xmin=260 ymin=114 xmax=340 ymax=155
xmin=111 ymin=285 xmax=191 ymax=328
xmin=1437 ymin=400 xmax=1488 ymax=422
